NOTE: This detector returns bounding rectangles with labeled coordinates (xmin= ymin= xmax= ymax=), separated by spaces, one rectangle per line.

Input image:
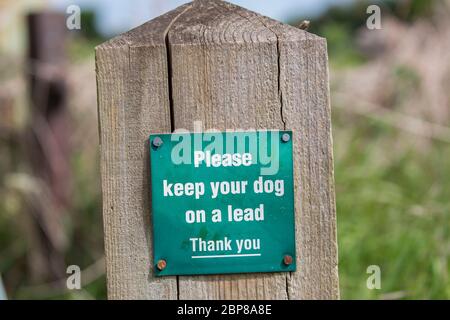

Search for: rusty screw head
xmin=152 ymin=137 xmax=163 ymax=148
xmin=156 ymin=259 xmax=167 ymax=271
xmin=281 ymin=133 xmax=290 ymax=143
xmin=283 ymin=255 xmax=293 ymax=266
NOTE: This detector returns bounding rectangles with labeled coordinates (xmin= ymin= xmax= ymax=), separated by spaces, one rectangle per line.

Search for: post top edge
xmin=96 ymin=0 xmax=323 ymax=49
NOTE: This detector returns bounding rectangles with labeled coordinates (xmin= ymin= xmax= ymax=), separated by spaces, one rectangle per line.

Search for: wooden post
xmin=26 ymin=12 xmax=70 ymax=281
xmin=27 ymin=12 xmax=71 ymax=211
xmin=96 ymin=0 xmax=339 ymax=300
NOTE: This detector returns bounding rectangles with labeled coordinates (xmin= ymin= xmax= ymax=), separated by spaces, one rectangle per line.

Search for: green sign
xmin=150 ymin=130 xmax=296 ymax=276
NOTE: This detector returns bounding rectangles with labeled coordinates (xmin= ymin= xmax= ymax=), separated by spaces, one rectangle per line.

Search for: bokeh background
xmin=1 ymin=0 xmax=449 ymax=299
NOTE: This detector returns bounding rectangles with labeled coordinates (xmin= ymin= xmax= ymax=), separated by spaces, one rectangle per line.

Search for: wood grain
xmin=96 ymin=0 xmax=338 ymax=300
xmin=95 ymin=4 xmax=192 ymax=299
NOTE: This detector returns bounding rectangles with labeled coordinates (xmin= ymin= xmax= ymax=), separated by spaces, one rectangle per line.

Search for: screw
xmin=283 ymin=255 xmax=293 ymax=266
xmin=156 ymin=259 xmax=167 ymax=271
xmin=281 ymin=133 xmax=290 ymax=143
xmin=152 ymin=137 xmax=163 ymax=148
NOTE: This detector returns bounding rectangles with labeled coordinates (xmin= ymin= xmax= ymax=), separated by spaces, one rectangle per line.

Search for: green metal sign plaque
xmin=150 ymin=130 xmax=296 ymax=276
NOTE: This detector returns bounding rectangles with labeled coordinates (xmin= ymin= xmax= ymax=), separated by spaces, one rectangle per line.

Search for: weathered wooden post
xmin=26 ymin=12 xmax=70 ymax=281
xmin=96 ymin=0 xmax=338 ymax=299
xmin=27 ymin=12 xmax=71 ymax=211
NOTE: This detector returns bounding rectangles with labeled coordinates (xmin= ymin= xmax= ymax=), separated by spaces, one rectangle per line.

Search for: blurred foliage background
xmin=0 ymin=0 xmax=449 ymax=299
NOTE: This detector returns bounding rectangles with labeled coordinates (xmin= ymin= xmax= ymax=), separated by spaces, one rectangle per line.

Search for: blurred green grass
xmin=334 ymin=111 xmax=450 ymax=299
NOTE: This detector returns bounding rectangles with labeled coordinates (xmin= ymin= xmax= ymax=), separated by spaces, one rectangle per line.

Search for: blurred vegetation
xmin=310 ymin=0 xmax=450 ymax=299
xmin=0 ymin=9 xmax=105 ymax=300
xmin=300 ymin=0 xmax=437 ymax=68
xmin=1 ymin=0 xmax=449 ymax=300
xmin=67 ymin=11 xmax=106 ymax=63
xmin=334 ymin=110 xmax=450 ymax=299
